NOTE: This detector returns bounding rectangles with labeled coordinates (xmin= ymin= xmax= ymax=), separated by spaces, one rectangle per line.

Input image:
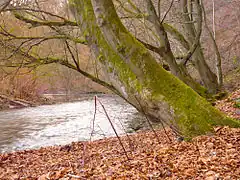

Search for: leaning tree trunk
xmin=69 ymin=0 xmax=239 ymax=139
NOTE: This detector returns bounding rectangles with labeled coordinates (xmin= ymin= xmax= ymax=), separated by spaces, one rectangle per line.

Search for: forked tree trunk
xmin=180 ymin=0 xmax=219 ymax=94
xmin=69 ymin=0 xmax=239 ymax=139
xmin=145 ymin=0 xmax=208 ymax=97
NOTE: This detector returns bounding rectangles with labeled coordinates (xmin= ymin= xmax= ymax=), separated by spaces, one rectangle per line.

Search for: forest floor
xmin=215 ymin=89 xmax=240 ymax=120
xmin=0 ymin=90 xmax=239 ymax=180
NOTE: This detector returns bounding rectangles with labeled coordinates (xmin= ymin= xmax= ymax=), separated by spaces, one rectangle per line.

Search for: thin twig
xmin=67 ymin=174 xmax=81 ymax=179
xmin=65 ymin=40 xmax=80 ymax=71
xmin=96 ymin=96 xmax=130 ymax=160
xmin=157 ymin=0 xmax=161 ymax=18
xmin=134 ymin=96 xmax=171 ymax=143
xmin=116 ymin=113 xmax=134 ymax=150
xmin=160 ymin=0 xmax=174 ymax=23
xmin=0 ymin=0 xmax=11 ymax=12
xmin=90 ymin=96 xmax=97 ymax=141
xmin=96 ymin=124 xmax=107 ymax=138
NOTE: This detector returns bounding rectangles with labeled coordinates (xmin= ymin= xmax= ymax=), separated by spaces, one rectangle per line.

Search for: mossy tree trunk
xmin=145 ymin=0 xmax=208 ymax=97
xmin=69 ymin=0 xmax=239 ymax=139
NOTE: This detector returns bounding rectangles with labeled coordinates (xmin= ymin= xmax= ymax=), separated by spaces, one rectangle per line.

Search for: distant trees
xmin=0 ymin=0 xmax=102 ymax=98
xmin=0 ymin=0 xmax=239 ymax=138
xmin=0 ymin=0 xmax=223 ymax=95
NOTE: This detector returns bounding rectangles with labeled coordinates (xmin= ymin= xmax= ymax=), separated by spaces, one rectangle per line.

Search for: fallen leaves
xmin=216 ymin=89 xmax=240 ymax=119
xmin=0 ymin=89 xmax=240 ymax=179
xmin=0 ymin=126 xmax=239 ymax=179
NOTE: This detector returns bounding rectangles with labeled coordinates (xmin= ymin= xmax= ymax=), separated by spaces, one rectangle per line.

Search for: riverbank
xmin=0 ymin=90 xmax=239 ymax=179
xmin=0 ymin=127 xmax=239 ymax=179
xmin=0 ymin=92 xmax=108 ymax=111
xmin=0 ymin=94 xmax=49 ymax=111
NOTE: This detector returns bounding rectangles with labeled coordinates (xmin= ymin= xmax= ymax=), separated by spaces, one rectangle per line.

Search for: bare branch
xmin=160 ymin=0 xmax=174 ymax=23
xmin=162 ymin=23 xmax=190 ymax=50
xmin=5 ymin=7 xmax=68 ymax=20
xmin=0 ymin=40 xmax=120 ymax=96
xmin=0 ymin=23 xmax=86 ymax=45
xmin=0 ymin=0 xmax=11 ymax=12
xmin=96 ymin=96 xmax=130 ymax=160
xmin=64 ymin=40 xmax=80 ymax=71
xmin=157 ymin=0 xmax=161 ymax=18
xmin=13 ymin=12 xmax=77 ymax=27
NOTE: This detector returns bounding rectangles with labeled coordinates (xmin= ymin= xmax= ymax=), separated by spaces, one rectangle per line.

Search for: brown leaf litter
xmin=0 ymin=126 xmax=239 ymax=179
xmin=0 ymin=89 xmax=240 ymax=179
xmin=216 ymin=89 xmax=240 ymax=119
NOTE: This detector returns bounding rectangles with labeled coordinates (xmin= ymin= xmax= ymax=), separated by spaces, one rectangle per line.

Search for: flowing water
xmin=0 ymin=95 xmax=140 ymax=153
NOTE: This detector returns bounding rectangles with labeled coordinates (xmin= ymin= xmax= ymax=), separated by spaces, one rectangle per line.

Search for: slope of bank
xmin=216 ymin=89 xmax=240 ymax=120
xmin=0 ymin=90 xmax=239 ymax=179
xmin=0 ymin=94 xmax=46 ymax=110
xmin=0 ymin=127 xmax=239 ymax=179
xmin=0 ymin=92 xmax=107 ymax=111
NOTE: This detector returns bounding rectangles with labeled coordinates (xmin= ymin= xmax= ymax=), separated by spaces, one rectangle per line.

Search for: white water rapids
xmin=0 ymin=95 xmax=141 ymax=153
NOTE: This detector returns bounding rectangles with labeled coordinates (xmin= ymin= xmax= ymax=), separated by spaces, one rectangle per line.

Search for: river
xmin=0 ymin=95 xmax=142 ymax=153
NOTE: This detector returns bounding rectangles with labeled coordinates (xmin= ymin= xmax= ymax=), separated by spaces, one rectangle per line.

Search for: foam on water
xmin=0 ymin=96 xmax=138 ymax=153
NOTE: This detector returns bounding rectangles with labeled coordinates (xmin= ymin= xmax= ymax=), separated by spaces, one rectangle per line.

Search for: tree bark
xmin=202 ymin=1 xmax=223 ymax=88
xmin=69 ymin=0 xmax=239 ymax=139
xmin=145 ymin=0 xmax=207 ymax=97
xmin=180 ymin=0 xmax=219 ymax=94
